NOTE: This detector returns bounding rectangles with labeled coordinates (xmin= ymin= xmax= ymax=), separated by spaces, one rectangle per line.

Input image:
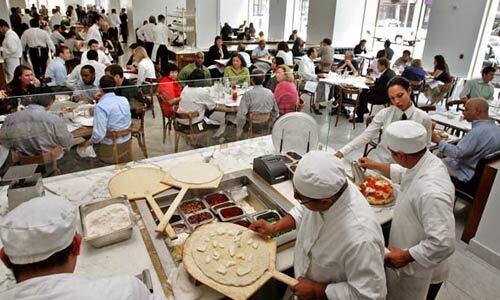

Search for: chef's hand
xmin=292 ymin=277 xmax=327 ymax=300
xmin=358 ymin=157 xmax=377 ymax=170
xmin=334 ymin=151 xmax=344 ymax=159
xmin=249 ymin=219 xmax=275 ymax=238
xmin=384 ymin=246 xmax=414 ymax=269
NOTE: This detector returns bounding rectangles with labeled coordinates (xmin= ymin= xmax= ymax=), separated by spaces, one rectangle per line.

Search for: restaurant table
xmin=319 ymin=72 xmax=371 ymax=90
xmin=430 ymin=111 xmax=472 ymax=133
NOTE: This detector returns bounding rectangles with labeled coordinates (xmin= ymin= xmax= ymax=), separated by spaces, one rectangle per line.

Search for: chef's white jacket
xmin=339 ymin=104 xmax=432 ymax=163
xmin=386 ymin=151 xmax=455 ymax=300
xmin=85 ymin=24 xmax=104 ymax=47
xmin=289 ymin=182 xmax=387 ymax=300
xmin=0 ymin=273 xmax=164 ymax=300
xmin=2 ymin=29 xmax=22 ymax=59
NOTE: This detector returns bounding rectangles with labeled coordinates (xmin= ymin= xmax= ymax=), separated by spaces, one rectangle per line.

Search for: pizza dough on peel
xmin=169 ymin=163 xmax=221 ymax=185
xmin=188 ymin=223 xmax=270 ymax=286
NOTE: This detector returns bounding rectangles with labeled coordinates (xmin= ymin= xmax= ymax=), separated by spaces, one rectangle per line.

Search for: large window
xmin=249 ymin=0 xmax=269 ymax=36
xmin=252 ymin=0 xmax=266 ymax=17
xmin=291 ymin=0 xmax=309 ymax=41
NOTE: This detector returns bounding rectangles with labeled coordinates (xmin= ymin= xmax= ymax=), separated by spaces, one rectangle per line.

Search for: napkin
xmin=77 ymin=145 xmax=96 ymax=158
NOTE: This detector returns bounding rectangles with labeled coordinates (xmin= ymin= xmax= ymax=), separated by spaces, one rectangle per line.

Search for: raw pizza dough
xmin=188 ymin=223 xmax=270 ymax=286
xmin=169 ymin=163 xmax=221 ymax=185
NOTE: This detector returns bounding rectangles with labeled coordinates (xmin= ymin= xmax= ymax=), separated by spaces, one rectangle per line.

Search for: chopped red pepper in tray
xmin=205 ymin=193 xmax=230 ymax=206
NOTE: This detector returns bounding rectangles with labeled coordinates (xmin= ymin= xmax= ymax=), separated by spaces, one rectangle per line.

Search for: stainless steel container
xmin=79 ymin=196 xmax=134 ymax=248
xmin=351 ymin=161 xmax=366 ymax=184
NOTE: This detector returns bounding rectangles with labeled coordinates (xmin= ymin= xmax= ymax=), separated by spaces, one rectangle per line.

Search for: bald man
xmin=177 ymin=52 xmax=211 ymax=86
xmin=432 ymin=98 xmax=500 ymax=183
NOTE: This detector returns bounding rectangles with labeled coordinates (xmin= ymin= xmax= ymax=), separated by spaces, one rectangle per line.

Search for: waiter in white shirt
xmin=359 ymin=120 xmax=455 ymax=300
xmin=297 ymin=47 xmax=328 ymax=115
xmin=0 ymin=195 xmax=164 ymax=300
xmin=108 ymin=9 xmax=121 ymax=40
xmin=152 ymin=14 xmax=169 ymax=71
xmin=84 ymin=14 xmax=104 ymax=47
xmin=0 ymin=19 xmax=22 ymax=82
xmin=250 ymin=151 xmax=387 ymax=300
xmin=49 ymin=8 xmax=62 ymax=29
xmin=21 ymin=18 xmax=56 ymax=79
xmin=336 ymin=76 xmax=432 ymax=164
xmin=137 ymin=16 xmax=156 ymax=57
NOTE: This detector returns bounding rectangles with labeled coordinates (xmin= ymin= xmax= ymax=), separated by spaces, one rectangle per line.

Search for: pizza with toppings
xmin=357 ymin=175 xmax=394 ymax=205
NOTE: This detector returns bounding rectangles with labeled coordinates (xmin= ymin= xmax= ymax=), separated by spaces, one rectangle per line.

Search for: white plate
xmin=271 ymin=112 xmax=319 ymax=155
xmin=73 ymin=117 xmax=94 ymax=127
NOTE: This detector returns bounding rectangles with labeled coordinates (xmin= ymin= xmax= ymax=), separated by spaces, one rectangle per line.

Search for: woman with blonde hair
xmin=274 ymin=65 xmax=299 ymax=115
xmin=132 ymin=46 xmax=156 ymax=84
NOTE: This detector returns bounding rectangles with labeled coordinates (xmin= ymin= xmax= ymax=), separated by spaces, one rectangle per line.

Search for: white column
xmin=219 ymin=0 xmax=248 ymax=29
xmin=422 ymin=0 xmax=499 ymax=78
xmin=267 ymin=0 xmax=293 ymax=41
xmin=306 ymin=0 xmax=335 ymax=44
xmin=186 ymin=0 xmax=218 ymax=48
xmin=0 ymin=0 xmax=10 ymax=26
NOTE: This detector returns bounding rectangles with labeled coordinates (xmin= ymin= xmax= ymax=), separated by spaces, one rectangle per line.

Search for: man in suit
xmin=353 ymin=57 xmax=396 ymax=122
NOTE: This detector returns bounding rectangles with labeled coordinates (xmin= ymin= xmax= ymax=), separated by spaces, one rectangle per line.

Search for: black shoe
xmin=349 ymin=117 xmax=364 ymax=123
xmin=313 ymin=109 xmax=322 ymax=115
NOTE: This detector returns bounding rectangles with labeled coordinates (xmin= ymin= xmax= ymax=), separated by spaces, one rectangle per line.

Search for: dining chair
xmin=143 ymin=77 xmax=158 ymax=118
xmin=172 ymin=111 xmax=209 ymax=153
xmin=11 ymin=145 xmax=63 ymax=176
xmin=131 ymin=106 xmax=148 ymax=158
xmin=102 ymin=129 xmax=133 ymax=164
xmin=247 ymin=112 xmax=273 ymax=138
xmin=336 ymin=84 xmax=363 ymax=129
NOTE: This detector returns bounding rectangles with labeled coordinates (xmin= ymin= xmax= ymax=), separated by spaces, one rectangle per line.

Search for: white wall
xmin=268 ymin=0 xmax=292 ymax=41
xmin=128 ymin=0 xmax=167 ymax=39
xmin=422 ymin=0 xmax=498 ymax=78
xmin=219 ymin=0 xmax=248 ymax=29
xmin=1 ymin=0 xmax=10 ymax=26
xmin=470 ymin=170 xmax=500 ymax=270
xmin=332 ymin=0 xmax=365 ymax=48
xmin=8 ymin=0 xmax=25 ymax=8
xmin=194 ymin=0 xmax=218 ymax=48
xmin=306 ymin=0 xmax=335 ymax=44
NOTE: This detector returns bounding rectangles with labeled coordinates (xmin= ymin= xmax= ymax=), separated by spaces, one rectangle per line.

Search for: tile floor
xmin=38 ymin=89 xmax=500 ymax=299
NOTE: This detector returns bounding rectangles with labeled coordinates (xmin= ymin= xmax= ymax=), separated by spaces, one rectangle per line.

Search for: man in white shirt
xmin=66 ymin=50 xmax=106 ymax=89
xmin=81 ymin=39 xmax=111 ymax=66
xmin=297 ymin=47 xmax=327 ymax=115
xmin=359 ymin=120 xmax=455 ymax=300
xmin=108 ymin=9 xmax=121 ymax=40
xmin=50 ymin=25 xmax=66 ymax=48
xmin=250 ymin=151 xmax=387 ymax=300
xmin=84 ymin=14 xmax=104 ymax=47
xmin=0 ymin=195 xmax=163 ymax=300
xmin=45 ymin=45 xmax=71 ymax=87
xmin=152 ymin=14 xmax=169 ymax=71
xmin=49 ymin=8 xmax=62 ymax=29
xmin=0 ymin=19 xmax=22 ymax=82
xmin=177 ymin=69 xmax=216 ymax=126
xmin=21 ymin=9 xmax=31 ymax=27
xmin=137 ymin=16 xmax=156 ymax=57
xmin=21 ymin=18 xmax=56 ymax=78
xmin=336 ymin=76 xmax=432 ymax=163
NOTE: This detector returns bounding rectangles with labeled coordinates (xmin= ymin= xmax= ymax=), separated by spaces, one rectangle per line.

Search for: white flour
xmin=85 ymin=203 xmax=131 ymax=238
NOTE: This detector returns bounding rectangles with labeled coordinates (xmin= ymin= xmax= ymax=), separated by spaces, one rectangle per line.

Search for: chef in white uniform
xmin=0 ymin=195 xmax=164 ymax=300
xmin=359 ymin=120 xmax=455 ymax=300
xmin=0 ymin=20 xmax=22 ymax=82
xmin=250 ymin=151 xmax=387 ymax=300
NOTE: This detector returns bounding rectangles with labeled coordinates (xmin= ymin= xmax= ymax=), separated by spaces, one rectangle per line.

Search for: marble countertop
xmin=0 ymin=135 xmax=394 ymax=298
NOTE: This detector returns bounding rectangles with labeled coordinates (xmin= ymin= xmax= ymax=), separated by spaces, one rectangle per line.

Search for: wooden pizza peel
xmin=182 ymin=223 xmax=298 ymax=300
xmin=155 ymin=162 xmax=223 ymax=234
xmin=108 ymin=167 xmax=177 ymax=239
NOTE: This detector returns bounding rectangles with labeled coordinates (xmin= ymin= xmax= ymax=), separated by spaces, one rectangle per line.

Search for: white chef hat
xmin=0 ymin=195 xmax=77 ymax=265
xmin=293 ymin=151 xmax=347 ymax=199
xmin=384 ymin=120 xmax=427 ymax=154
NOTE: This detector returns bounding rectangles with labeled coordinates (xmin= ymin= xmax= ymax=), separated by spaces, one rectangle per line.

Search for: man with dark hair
xmin=0 ymin=87 xmax=72 ymax=158
xmin=384 ymin=39 xmax=394 ymax=61
xmin=0 ymin=19 xmax=22 ymax=82
xmin=20 ymin=19 xmax=56 ymax=78
xmin=0 ymin=195 xmax=162 ymax=299
xmin=119 ymin=8 xmax=128 ymax=43
xmin=85 ymin=13 xmax=104 ymax=46
xmin=108 ymin=8 xmax=121 ymax=39
xmin=137 ymin=16 xmax=156 ymax=56
xmin=177 ymin=52 xmax=211 ymax=85
xmin=73 ymin=65 xmax=99 ymax=102
xmin=459 ymin=66 xmax=496 ymax=100
xmin=78 ymin=75 xmax=132 ymax=164
xmin=297 ymin=47 xmax=327 ymax=115
xmin=152 ymin=14 xmax=169 ymax=71
xmin=353 ymin=57 xmax=396 ymax=122
xmin=234 ymin=69 xmax=278 ymax=138
xmin=67 ymin=50 xmax=106 ymax=88
xmin=317 ymin=38 xmax=334 ymax=73
xmin=393 ymin=50 xmax=412 ymax=69
xmin=45 ymin=45 xmax=71 ymax=86
xmin=81 ymin=39 xmax=111 ymax=65
xmin=105 ymin=64 xmax=144 ymax=111
xmin=50 ymin=24 xmax=66 ymax=47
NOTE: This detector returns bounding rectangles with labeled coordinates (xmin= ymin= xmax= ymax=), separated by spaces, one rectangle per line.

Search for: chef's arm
xmin=271 ymin=214 xmax=296 ymax=233
xmin=250 ymin=215 xmax=295 ymax=238
xmin=357 ymin=157 xmax=390 ymax=178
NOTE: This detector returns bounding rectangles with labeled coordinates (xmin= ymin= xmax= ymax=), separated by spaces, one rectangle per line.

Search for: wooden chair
xmin=336 ymin=85 xmax=363 ymax=129
xmin=11 ymin=145 xmax=63 ymax=176
xmin=418 ymin=104 xmax=436 ymax=113
xmin=297 ymin=75 xmax=316 ymax=113
xmin=172 ymin=111 xmax=209 ymax=153
xmin=131 ymin=106 xmax=148 ymax=158
xmin=446 ymin=99 xmax=467 ymax=112
xmin=157 ymin=93 xmax=176 ymax=144
xmin=362 ymin=116 xmax=380 ymax=157
xmin=409 ymin=80 xmax=424 ymax=106
xmin=103 ymin=129 xmax=133 ymax=164
xmin=143 ymin=78 xmax=158 ymax=118
xmin=426 ymin=76 xmax=458 ymax=105
xmin=247 ymin=112 xmax=273 ymax=138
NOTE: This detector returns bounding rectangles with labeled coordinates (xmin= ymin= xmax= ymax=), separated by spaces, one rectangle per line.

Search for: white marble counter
xmin=0 ymin=135 xmax=394 ymax=299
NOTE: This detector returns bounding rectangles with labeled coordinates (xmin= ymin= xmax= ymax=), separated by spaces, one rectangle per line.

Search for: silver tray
xmin=79 ymin=196 xmax=134 ymax=248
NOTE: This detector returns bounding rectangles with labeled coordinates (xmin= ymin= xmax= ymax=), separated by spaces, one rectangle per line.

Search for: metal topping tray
xmin=185 ymin=209 xmax=216 ymax=229
xmin=79 ymin=196 xmax=135 ymax=248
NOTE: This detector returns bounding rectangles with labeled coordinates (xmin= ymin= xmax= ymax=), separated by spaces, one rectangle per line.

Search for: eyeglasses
xmin=293 ymin=190 xmax=316 ymax=205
